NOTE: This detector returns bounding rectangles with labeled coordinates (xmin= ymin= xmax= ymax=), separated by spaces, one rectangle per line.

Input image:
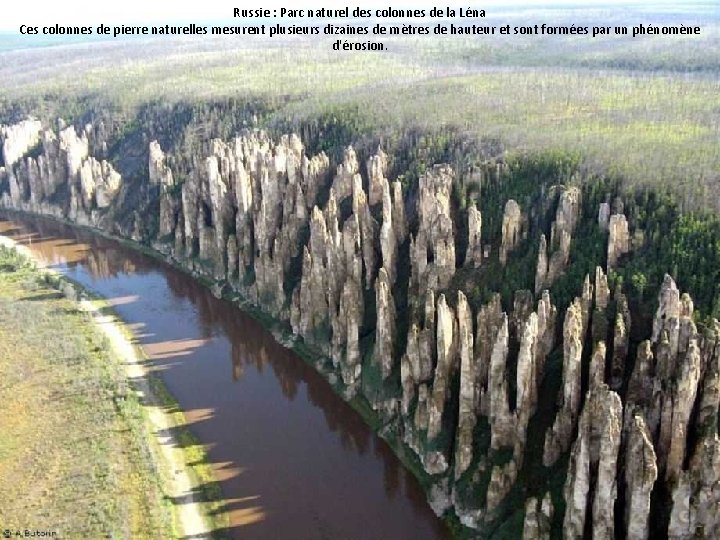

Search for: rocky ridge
xmin=1 ymin=118 xmax=718 ymax=539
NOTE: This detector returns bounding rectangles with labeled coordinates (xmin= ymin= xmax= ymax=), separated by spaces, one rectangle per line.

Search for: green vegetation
xmin=0 ymin=246 xmax=174 ymax=538
xmin=1 ymin=5 xmax=719 ymax=213
xmin=0 ymin=245 xmax=231 ymax=538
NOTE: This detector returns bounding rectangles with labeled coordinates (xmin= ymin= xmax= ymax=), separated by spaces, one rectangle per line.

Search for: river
xmin=0 ymin=212 xmax=448 ymax=540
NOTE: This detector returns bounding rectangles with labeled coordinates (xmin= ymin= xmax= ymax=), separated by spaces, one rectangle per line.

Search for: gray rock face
xmin=373 ymin=267 xmax=396 ymax=380
xmin=412 ymin=165 xmax=456 ymax=294
xmin=489 ymin=315 xmax=513 ymax=449
xmin=607 ymin=213 xmax=630 ymax=269
xmin=149 ymin=140 xmax=175 ymax=186
xmin=475 ymin=295 xmax=504 ymax=416
xmin=401 ymin=289 xmax=438 ymax=418
xmin=595 ymin=266 xmax=610 ymax=311
xmin=669 ymin=433 xmax=720 ymax=539
xmin=523 ymin=493 xmax=553 ymax=540
xmin=514 ymin=312 xmax=539 ymax=457
xmin=610 ymin=293 xmax=631 ymax=390
xmin=486 ymin=460 xmax=517 ymax=514
xmin=598 ymin=202 xmax=611 ymax=230
xmin=465 ymin=204 xmax=483 ymax=268
xmin=296 ymin=208 xmax=330 ymax=338
xmin=535 ymin=186 xmax=581 ymax=289
xmin=544 ymin=298 xmax=586 ymax=466
xmin=652 ymin=274 xmax=681 ymax=346
xmin=1 ymin=118 xmax=42 ymax=167
xmin=666 ymin=339 xmax=702 ymax=483
xmin=379 ymin=177 xmax=398 ymax=285
xmin=535 ymin=234 xmax=548 ymax=294
xmin=552 ymin=187 xmax=581 ymax=239
xmin=159 ymin=185 xmax=179 ymax=240
xmin=301 ymin=151 xmax=330 ymax=209
xmin=367 ymin=148 xmax=388 ymax=207
xmin=535 ymin=291 xmax=557 ymax=386
xmin=0 ymin=120 xmax=125 ymax=222
xmin=589 ymin=341 xmax=607 ymax=390
xmin=625 ymin=414 xmax=657 ymax=540
xmin=334 ymin=273 xmax=363 ymax=393
xmin=563 ymin=384 xmax=622 ymax=539
xmin=454 ymin=291 xmax=476 ymax=478
xmin=391 ymin=180 xmax=407 ymax=243
xmin=427 ymin=294 xmax=456 ymax=443
xmin=79 ymin=157 xmax=122 ymax=209
xmin=499 ymin=199 xmax=522 ymax=265
xmin=351 ymin=177 xmax=378 ymax=290
xmin=331 ymin=146 xmax=359 ymax=203
xmin=698 ymin=320 xmax=720 ymax=433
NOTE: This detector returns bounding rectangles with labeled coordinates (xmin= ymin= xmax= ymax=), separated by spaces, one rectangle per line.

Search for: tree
xmin=631 ymin=272 xmax=648 ymax=302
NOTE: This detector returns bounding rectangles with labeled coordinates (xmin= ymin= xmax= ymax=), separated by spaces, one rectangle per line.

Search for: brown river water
xmin=0 ymin=213 xmax=448 ymax=540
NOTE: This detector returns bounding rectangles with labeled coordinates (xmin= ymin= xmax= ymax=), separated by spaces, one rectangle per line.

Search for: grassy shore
xmin=0 ymin=243 xmax=225 ymax=538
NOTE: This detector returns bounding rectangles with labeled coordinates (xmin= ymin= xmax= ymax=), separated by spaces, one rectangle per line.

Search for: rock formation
xmin=535 ymin=234 xmax=548 ymax=294
xmin=563 ymin=384 xmax=622 ymax=539
xmin=367 ymin=148 xmax=388 ymax=207
xmin=535 ymin=186 xmax=581 ymax=290
xmin=149 ymin=140 xmax=175 ymax=186
xmin=488 ymin=315 xmax=513 ymax=449
xmin=598 ymin=202 xmax=610 ymax=230
xmin=1 ymin=118 xmax=42 ymax=167
xmin=374 ymin=267 xmax=396 ymax=380
xmin=523 ymin=493 xmax=553 ymax=540
xmin=544 ymin=298 xmax=586 ymax=466
xmin=607 ymin=213 xmax=630 ymax=269
xmin=427 ymin=294 xmax=456 ymax=443
xmin=411 ymin=165 xmax=456 ymax=294
xmin=465 ymin=204 xmax=483 ymax=268
xmin=454 ymin=291 xmax=476 ymax=478
xmin=624 ymin=414 xmax=657 ymax=540
xmin=3 ymin=117 xmax=719 ymax=540
xmin=499 ymin=199 xmax=522 ymax=265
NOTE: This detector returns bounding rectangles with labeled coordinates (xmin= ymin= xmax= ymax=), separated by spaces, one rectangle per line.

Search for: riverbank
xmin=0 ymin=234 xmax=224 ymax=539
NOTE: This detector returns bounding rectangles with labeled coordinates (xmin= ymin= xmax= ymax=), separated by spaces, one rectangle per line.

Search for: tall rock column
xmin=454 ymin=291 xmax=476 ymax=478
xmin=544 ymin=299 xmax=586 ymax=466
xmin=150 ymin=141 xmax=178 ymax=239
xmin=465 ymin=204 xmax=483 ymax=268
xmin=379 ymin=177 xmax=398 ymax=284
xmin=607 ymin=213 xmax=630 ymax=269
xmin=563 ymin=385 xmax=622 ymax=539
xmin=475 ymin=294 xmax=504 ymax=416
xmin=624 ymin=414 xmax=658 ymax=540
xmin=412 ymin=165 xmax=456 ymax=294
xmin=499 ymin=199 xmax=522 ymax=265
xmin=514 ymin=313 xmax=539 ymax=457
xmin=374 ymin=267 xmax=396 ymax=380
xmin=427 ymin=294 xmax=456 ymax=442
xmin=489 ymin=315 xmax=513 ymax=449
xmin=367 ymin=148 xmax=388 ymax=207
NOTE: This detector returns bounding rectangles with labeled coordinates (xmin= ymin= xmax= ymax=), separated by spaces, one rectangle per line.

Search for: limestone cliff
xmin=2 ymin=118 xmax=718 ymax=540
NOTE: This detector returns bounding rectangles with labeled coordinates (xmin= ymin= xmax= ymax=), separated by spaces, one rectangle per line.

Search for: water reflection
xmin=0 ymin=212 xmax=448 ymax=540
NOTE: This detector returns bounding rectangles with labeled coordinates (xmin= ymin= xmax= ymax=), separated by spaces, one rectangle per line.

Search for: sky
xmin=0 ymin=0 xmax=689 ymax=32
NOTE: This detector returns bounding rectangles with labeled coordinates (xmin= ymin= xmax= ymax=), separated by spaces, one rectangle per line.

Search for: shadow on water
xmin=0 ymin=212 xmax=449 ymax=540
